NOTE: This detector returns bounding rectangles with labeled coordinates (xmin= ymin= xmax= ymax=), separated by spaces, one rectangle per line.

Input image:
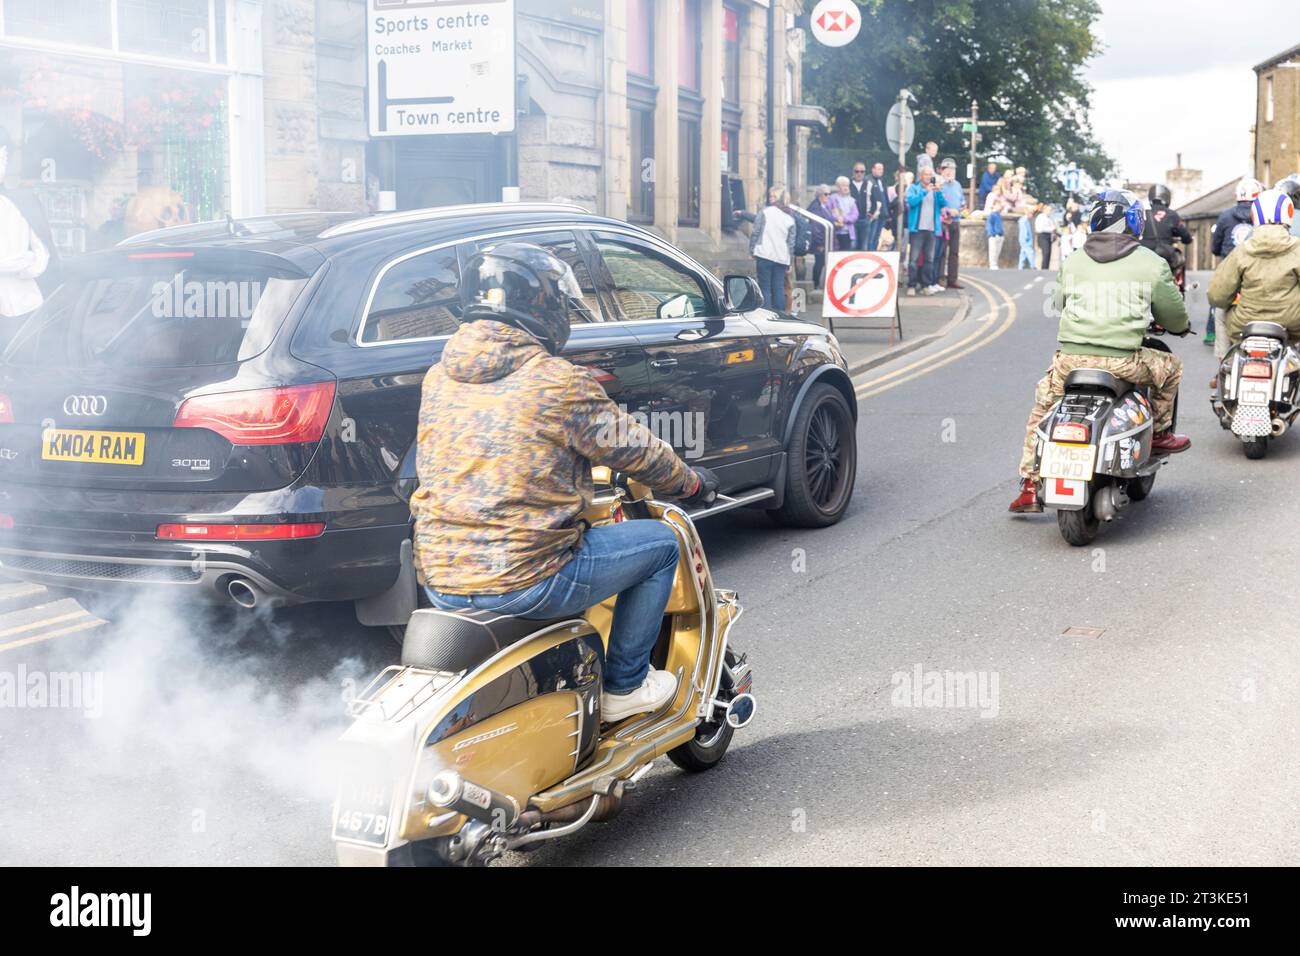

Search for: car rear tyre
xmin=772 ymin=383 xmax=856 ymax=527
xmin=1057 ymin=507 xmax=1099 ymax=547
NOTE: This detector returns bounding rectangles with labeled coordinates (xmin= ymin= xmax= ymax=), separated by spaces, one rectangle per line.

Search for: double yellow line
xmin=0 ymin=608 xmax=106 ymax=653
xmin=853 ymin=274 xmax=1019 ymax=399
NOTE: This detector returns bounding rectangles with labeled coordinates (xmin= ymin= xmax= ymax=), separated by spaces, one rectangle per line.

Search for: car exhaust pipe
xmin=227 ymin=578 xmax=262 ymax=609
xmin=1272 ymin=417 xmax=1287 ymax=438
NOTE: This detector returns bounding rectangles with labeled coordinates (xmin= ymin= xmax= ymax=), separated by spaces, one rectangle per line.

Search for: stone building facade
xmin=0 ymin=0 xmax=815 ymax=268
xmin=1254 ymin=43 xmax=1300 ymax=187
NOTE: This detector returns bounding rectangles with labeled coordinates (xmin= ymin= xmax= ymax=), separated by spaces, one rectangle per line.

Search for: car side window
xmin=471 ymin=231 xmax=602 ymax=324
xmin=591 ymin=234 xmax=719 ymax=322
xmin=361 ymin=247 xmax=461 ymax=344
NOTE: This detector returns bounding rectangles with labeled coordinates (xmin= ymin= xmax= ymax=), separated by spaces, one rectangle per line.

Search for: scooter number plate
xmin=332 ymin=778 xmax=396 ymax=847
xmin=1237 ymin=380 xmax=1271 ymax=406
xmin=1040 ymin=442 xmax=1097 ymax=481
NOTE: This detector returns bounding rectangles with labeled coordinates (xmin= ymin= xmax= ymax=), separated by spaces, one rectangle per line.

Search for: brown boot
xmin=1008 ymin=478 xmax=1042 ymax=514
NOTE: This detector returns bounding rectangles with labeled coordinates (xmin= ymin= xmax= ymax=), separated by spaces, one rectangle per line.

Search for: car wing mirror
xmin=723 ymin=274 xmax=762 ymax=313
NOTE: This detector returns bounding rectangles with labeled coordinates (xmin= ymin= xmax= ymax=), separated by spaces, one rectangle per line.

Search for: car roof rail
xmin=316 ymin=202 xmax=592 ymax=239
xmin=119 ymin=212 xmax=354 ymax=246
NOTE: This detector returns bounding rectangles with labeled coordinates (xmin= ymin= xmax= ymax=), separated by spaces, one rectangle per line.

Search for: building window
xmin=723 ymin=5 xmax=742 ymax=104
xmin=678 ymin=117 xmax=701 ymax=226
xmin=627 ymin=0 xmax=654 ymax=80
xmin=1264 ymin=160 xmax=1272 ymax=185
xmin=721 ymin=129 xmax=739 ymax=174
xmin=628 ymin=105 xmax=655 ymax=223
xmin=1 ymin=0 xmax=229 ymax=65
xmin=678 ymin=0 xmax=701 ymax=91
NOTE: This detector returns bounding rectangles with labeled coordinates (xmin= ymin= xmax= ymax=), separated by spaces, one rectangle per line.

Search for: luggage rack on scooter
xmin=345 ymin=665 xmax=461 ymax=722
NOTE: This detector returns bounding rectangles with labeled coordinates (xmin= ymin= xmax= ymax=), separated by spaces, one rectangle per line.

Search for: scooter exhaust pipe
xmin=227 ymin=578 xmax=262 ymax=609
xmin=1271 ymin=417 xmax=1287 ymax=438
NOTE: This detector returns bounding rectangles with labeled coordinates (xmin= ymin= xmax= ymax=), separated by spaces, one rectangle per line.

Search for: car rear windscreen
xmin=3 ymin=256 xmax=310 ymax=369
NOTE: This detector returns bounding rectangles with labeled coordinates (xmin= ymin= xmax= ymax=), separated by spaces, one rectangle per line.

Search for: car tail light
xmin=173 ymin=382 xmax=335 ymax=445
xmin=1241 ymin=361 xmax=1273 ymax=379
xmin=157 ymin=522 xmax=326 ymax=541
xmin=0 ymin=513 xmax=13 ymax=530
xmin=0 ymin=392 xmax=12 ymax=424
xmin=1051 ymin=422 xmax=1089 ymax=443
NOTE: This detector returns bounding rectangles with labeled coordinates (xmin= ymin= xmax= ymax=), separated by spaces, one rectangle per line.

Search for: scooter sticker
xmin=1118 ymin=438 xmax=1134 ymax=470
xmin=1044 ymin=478 xmax=1086 ymax=507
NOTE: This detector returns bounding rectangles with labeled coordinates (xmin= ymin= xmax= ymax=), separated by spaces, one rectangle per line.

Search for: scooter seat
xmin=401 ymin=607 xmax=579 ymax=672
xmin=1064 ymin=368 xmax=1133 ymax=396
xmin=1242 ymin=321 xmax=1288 ymax=342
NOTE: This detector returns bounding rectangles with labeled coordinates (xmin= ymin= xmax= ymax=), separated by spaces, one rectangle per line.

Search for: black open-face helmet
xmin=1148 ymin=183 xmax=1172 ymax=208
xmin=459 ymin=241 xmax=586 ymax=355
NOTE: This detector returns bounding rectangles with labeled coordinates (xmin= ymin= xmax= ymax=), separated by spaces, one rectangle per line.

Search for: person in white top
xmin=748 ymin=185 xmax=797 ymax=311
xmin=1033 ymin=203 xmax=1057 ymax=270
xmin=0 ymin=127 xmax=50 ymax=332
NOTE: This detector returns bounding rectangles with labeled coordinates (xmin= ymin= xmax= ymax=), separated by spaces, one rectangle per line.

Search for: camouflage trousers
xmin=1018 ymin=348 xmax=1183 ymax=478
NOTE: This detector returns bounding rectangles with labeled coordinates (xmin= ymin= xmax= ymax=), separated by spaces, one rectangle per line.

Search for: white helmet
xmin=1235 ymin=177 xmax=1262 ymax=202
xmin=1251 ymin=187 xmax=1296 ymax=227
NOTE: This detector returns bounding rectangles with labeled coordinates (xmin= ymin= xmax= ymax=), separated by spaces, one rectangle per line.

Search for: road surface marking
xmin=0 ymin=610 xmax=88 ymax=641
xmin=854 ymin=276 xmax=1016 ymax=399
xmin=0 ymin=617 xmax=107 ymax=653
xmin=851 ymin=282 xmax=1007 ymax=391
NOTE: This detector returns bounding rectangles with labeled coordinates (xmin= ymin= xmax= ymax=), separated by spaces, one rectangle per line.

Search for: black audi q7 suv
xmin=0 ymin=203 xmax=858 ymax=630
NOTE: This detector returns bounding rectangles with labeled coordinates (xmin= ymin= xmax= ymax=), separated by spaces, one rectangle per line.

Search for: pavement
xmin=4 ymin=267 xmax=1299 ymax=866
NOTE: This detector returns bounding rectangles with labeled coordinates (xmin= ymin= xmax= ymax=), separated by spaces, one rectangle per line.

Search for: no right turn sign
xmin=822 ymin=250 xmax=900 ymax=319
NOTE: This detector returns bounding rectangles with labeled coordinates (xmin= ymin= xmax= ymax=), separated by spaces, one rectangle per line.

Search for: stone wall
xmin=1255 ymin=58 xmax=1300 ymax=185
xmin=315 ymin=0 xmax=368 ymax=212
xmin=263 ymin=0 xmax=320 ymax=211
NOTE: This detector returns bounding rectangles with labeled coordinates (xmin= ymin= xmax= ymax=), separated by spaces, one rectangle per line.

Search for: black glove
xmin=678 ymin=466 xmax=720 ymax=509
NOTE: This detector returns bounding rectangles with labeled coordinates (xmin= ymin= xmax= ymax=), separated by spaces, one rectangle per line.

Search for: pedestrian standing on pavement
xmin=938 ymin=158 xmax=967 ymax=289
xmin=984 ymin=173 xmax=1020 ymax=269
xmin=865 ymin=161 xmax=892 ymax=251
xmin=978 ymin=160 xmax=1000 ymax=210
xmin=749 ymin=185 xmax=796 ymax=311
xmin=830 ymin=175 xmax=860 ymax=251
xmin=1017 ymin=212 xmax=1036 ymax=269
xmin=806 ymin=184 xmax=836 ymax=288
xmin=1034 ymin=203 xmax=1056 ymax=270
xmin=917 ymin=141 xmax=939 ymax=178
xmin=905 ymin=165 xmax=949 ymax=296
xmin=848 ymin=161 xmax=871 ymax=250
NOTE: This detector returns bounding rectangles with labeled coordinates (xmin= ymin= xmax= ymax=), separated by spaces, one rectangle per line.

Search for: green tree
xmin=804 ymin=0 xmax=1114 ymax=198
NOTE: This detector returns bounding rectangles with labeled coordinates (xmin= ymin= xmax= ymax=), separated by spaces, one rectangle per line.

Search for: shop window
xmin=120 ymin=0 xmax=227 ymax=64
xmin=3 ymin=0 xmax=112 ymax=48
xmin=627 ymin=0 xmax=654 ymax=80
xmin=628 ymin=106 xmax=655 ymax=223
xmin=678 ymin=0 xmax=701 ymax=91
xmin=723 ymin=5 xmax=742 ymax=104
xmin=678 ymin=118 xmax=701 ymax=226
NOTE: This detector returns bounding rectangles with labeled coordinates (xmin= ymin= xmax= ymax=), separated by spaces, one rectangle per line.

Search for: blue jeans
xmin=755 ymin=258 xmax=787 ymax=311
xmin=930 ymin=234 xmax=947 ymax=286
xmin=865 ymin=215 xmax=884 ymax=252
xmin=424 ymin=521 xmax=681 ymax=694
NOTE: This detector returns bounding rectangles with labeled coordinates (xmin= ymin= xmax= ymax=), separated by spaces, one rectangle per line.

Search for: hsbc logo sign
xmin=810 ymin=0 xmax=861 ymax=47
xmin=63 ymin=395 xmax=108 ymax=416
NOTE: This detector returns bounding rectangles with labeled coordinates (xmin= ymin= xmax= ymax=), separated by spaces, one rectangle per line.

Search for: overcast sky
xmin=1086 ymin=0 xmax=1291 ymax=191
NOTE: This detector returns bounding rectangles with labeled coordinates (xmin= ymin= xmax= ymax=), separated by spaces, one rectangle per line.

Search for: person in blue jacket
xmin=905 ymin=166 xmax=949 ymax=295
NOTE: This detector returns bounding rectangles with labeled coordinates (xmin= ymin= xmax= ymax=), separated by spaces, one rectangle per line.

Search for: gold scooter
xmin=331 ymin=469 xmax=756 ymax=866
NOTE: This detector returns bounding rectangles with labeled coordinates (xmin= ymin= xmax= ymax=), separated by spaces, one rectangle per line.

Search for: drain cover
xmin=1063 ymin=626 xmax=1105 ymax=638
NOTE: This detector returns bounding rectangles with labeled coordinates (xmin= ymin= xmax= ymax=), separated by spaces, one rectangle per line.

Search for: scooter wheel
xmin=1057 ymin=507 xmax=1099 ymax=547
xmin=1243 ymin=436 xmax=1268 ymax=460
xmin=667 ymin=720 xmax=734 ymax=773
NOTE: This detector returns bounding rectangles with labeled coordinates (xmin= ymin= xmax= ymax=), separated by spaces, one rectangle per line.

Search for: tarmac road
xmin=3 ymin=267 xmax=1298 ymax=866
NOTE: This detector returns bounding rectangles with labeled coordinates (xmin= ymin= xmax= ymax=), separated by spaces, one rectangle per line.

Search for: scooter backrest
xmin=1241 ymin=320 xmax=1288 ymax=343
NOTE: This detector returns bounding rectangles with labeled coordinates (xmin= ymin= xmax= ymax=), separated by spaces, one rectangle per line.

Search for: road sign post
xmin=944 ymin=100 xmax=1005 ymax=211
xmin=888 ymin=89 xmax=913 ymax=327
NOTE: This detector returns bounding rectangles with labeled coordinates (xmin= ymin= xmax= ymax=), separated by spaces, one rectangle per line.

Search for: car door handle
xmin=650 ymin=357 xmax=679 ymax=369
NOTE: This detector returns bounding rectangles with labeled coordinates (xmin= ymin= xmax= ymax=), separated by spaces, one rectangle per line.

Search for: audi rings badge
xmin=63 ymin=395 xmax=108 ymax=416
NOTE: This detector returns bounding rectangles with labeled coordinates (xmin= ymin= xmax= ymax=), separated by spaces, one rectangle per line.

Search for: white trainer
xmin=601 ymin=669 xmax=679 ymax=723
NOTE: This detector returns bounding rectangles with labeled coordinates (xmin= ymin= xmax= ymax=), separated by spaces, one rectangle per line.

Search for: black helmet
xmin=1148 ymin=183 xmax=1172 ymax=208
xmin=459 ymin=241 xmax=586 ymax=355
xmin=1089 ymin=188 xmax=1145 ymax=237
